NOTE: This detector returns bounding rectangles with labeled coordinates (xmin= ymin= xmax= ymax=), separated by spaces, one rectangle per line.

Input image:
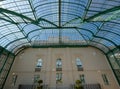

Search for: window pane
xmin=56 ymin=58 xmax=62 ymax=68
xmin=34 ymin=75 xmax=40 ymax=83
xmin=76 ymin=58 xmax=82 ymax=66
xmin=80 ymin=74 xmax=85 ymax=84
xmin=102 ymin=74 xmax=109 ymax=85
xmin=56 ymin=73 xmax=62 ymax=84
xmin=76 ymin=58 xmax=83 ymax=71
xmin=11 ymin=73 xmax=17 ymax=86
xmin=36 ymin=59 xmax=42 ymax=68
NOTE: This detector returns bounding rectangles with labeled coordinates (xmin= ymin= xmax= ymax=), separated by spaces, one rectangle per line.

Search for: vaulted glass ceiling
xmin=0 ymin=0 xmax=120 ymax=54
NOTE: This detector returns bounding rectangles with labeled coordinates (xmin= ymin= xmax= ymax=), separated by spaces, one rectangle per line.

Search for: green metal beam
xmin=100 ymin=30 xmax=120 ymax=37
xmin=27 ymin=28 xmax=42 ymax=37
xmin=0 ymin=13 xmax=31 ymax=48
xmin=85 ymin=6 xmax=120 ymax=21
xmin=3 ymin=25 xmax=117 ymax=54
xmin=9 ymin=42 xmax=30 ymax=53
xmin=15 ymin=47 xmax=28 ymax=56
xmin=0 ymin=8 xmax=58 ymax=27
xmin=0 ymin=17 xmax=17 ymax=24
xmin=75 ymin=28 xmax=88 ymax=44
xmin=106 ymin=54 xmax=120 ymax=85
xmin=0 ymin=46 xmax=14 ymax=55
xmin=112 ymin=52 xmax=120 ymax=67
xmin=34 ymin=1 xmax=86 ymax=9
xmin=0 ymin=31 xmax=21 ymax=40
xmin=90 ymin=40 xmax=111 ymax=52
xmin=2 ymin=55 xmax=15 ymax=89
xmin=94 ymin=35 xmax=117 ymax=47
xmin=42 ymin=26 xmax=76 ymax=29
xmin=4 ymin=38 xmax=27 ymax=48
xmin=0 ymin=52 xmax=9 ymax=73
xmin=37 ymin=18 xmax=58 ymax=27
xmin=62 ymin=17 xmax=83 ymax=27
xmin=89 ymin=45 xmax=106 ymax=54
xmin=28 ymin=27 xmax=95 ymax=42
xmin=107 ymin=47 xmax=120 ymax=54
xmin=76 ymin=27 xmax=118 ymax=49
xmin=58 ymin=0 xmax=62 ymax=44
xmin=28 ymin=1 xmax=58 ymax=27
xmin=28 ymin=0 xmax=37 ymax=21
xmin=0 ymin=8 xmax=35 ymax=22
xmin=58 ymin=0 xmax=61 ymax=27
xmin=82 ymin=0 xmax=92 ymax=21
xmin=27 ymin=26 xmax=111 ymax=53
xmin=32 ymin=44 xmax=88 ymax=48
xmin=12 ymin=43 xmax=29 ymax=54
xmin=0 ymin=47 xmax=6 ymax=57
xmin=90 ymin=22 xmax=105 ymax=41
xmin=38 ymin=12 xmax=83 ymax=27
xmin=17 ymin=24 xmax=31 ymax=44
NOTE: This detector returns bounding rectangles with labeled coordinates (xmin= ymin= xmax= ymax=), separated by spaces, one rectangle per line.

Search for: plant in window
xmin=74 ymin=80 xmax=83 ymax=89
xmin=37 ymin=80 xmax=43 ymax=89
xmin=56 ymin=79 xmax=62 ymax=84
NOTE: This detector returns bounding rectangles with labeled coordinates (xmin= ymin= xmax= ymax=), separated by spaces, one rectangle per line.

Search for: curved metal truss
xmin=0 ymin=0 xmax=120 ymax=55
xmin=0 ymin=0 xmax=120 ymax=86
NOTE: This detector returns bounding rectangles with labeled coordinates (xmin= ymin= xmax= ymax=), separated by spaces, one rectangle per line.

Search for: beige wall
xmin=4 ymin=47 xmax=119 ymax=89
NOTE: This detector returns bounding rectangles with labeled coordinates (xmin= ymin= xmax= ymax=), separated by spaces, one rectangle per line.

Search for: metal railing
xmin=18 ymin=84 xmax=48 ymax=89
xmin=18 ymin=83 xmax=101 ymax=89
xmin=72 ymin=83 xmax=101 ymax=89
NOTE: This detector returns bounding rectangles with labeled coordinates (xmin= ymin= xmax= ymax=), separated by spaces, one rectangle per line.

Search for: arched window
xmin=76 ymin=58 xmax=83 ymax=71
xmin=56 ymin=58 xmax=62 ymax=71
xmin=36 ymin=59 xmax=42 ymax=68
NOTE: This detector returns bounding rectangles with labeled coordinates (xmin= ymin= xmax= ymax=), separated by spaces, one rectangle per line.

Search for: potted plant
xmin=74 ymin=80 xmax=83 ymax=89
xmin=37 ymin=80 xmax=43 ymax=89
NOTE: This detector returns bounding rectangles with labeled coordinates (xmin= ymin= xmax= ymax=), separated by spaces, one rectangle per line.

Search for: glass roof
xmin=0 ymin=0 xmax=120 ymax=54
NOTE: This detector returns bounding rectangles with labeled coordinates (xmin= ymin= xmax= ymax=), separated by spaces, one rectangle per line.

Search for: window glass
xmin=56 ymin=73 xmax=62 ymax=84
xmin=56 ymin=58 xmax=62 ymax=68
xmin=80 ymin=74 xmax=85 ymax=84
xmin=102 ymin=74 xmax=109 ymax=85
xmin=76 ymin=58 xmax=82 ymax=68
xmin=34 ymin=74 xmax=40 ymax=83
xmin=36 ymin=59 xmax=42 ymax=68
xmin=11 ymin=73 xmax=17 ymax=86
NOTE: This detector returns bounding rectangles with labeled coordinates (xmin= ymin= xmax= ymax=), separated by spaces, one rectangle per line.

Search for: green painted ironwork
xmin=1 ymin=54 xmax=15 ymax=89
xmin=85 ymin=6 xmax=120 ymax=21
xmin=0 ymin=0 xmax=120 ymax=87
xmin=106 ymin=53 xmax=120 ymax=85
xmin=0 ymin=52 xmax=9 ymax=74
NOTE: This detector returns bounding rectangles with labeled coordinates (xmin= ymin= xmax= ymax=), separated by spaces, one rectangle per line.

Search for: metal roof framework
xmin=0 ymin=0 xmax=120 ymax=55
xmin=0 ymin=0 xmax=120 ymax=86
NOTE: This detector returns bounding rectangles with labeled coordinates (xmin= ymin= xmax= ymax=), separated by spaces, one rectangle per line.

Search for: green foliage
xmin=37 ymin=80 xmax=43 ymax=89
xmin=38 ymin=80 xmax=43 ymax=84
xmin=75 ymin=80 xmax=83 ymax=89
xmin=75 ymin=80 xmax=81 ymax=84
